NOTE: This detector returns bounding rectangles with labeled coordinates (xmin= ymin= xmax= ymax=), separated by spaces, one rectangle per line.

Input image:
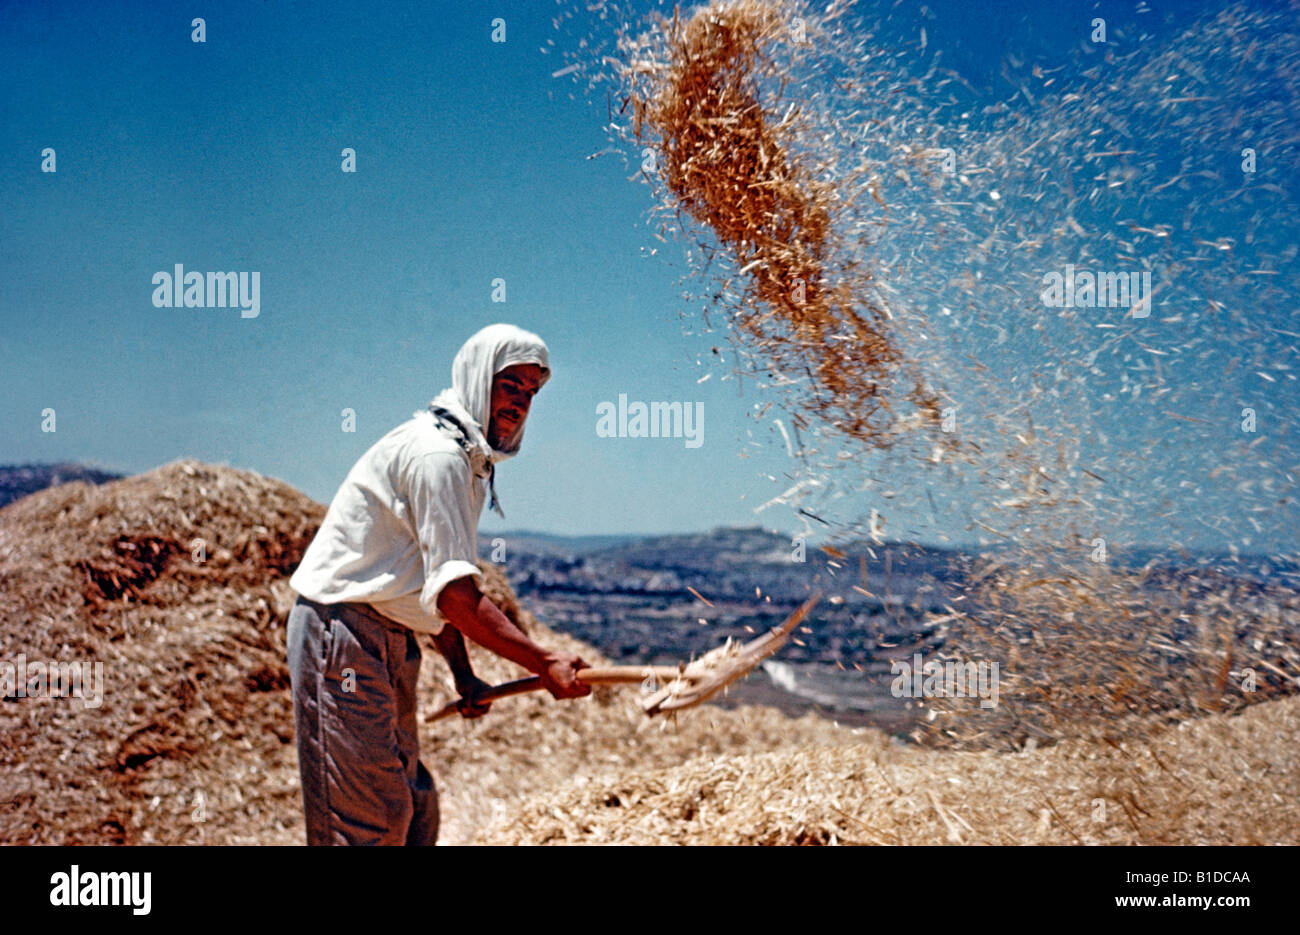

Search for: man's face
xmin=487 ymin=363 xmax=545 ymax=450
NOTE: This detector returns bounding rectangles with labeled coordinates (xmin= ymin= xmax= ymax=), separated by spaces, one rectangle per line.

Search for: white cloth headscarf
xmin=423 ymin=324 xmax=550 ymax=514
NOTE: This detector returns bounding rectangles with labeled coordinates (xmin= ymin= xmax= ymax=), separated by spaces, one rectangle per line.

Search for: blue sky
xmin=3 ymin=0 xmax=1296 ymax=552
xmin=2 ymin=0 xmax=789 ymax=537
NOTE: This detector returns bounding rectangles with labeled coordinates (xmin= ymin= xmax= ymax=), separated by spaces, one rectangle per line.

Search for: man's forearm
xmin=437 ymin=580 xmax=554 ymax=676
xmin=431 ymin=625 xmax=477 ymax=686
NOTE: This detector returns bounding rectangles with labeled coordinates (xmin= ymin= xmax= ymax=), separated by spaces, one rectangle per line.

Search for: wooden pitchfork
xmin=430 ymin=592 xmax=821 ymax=720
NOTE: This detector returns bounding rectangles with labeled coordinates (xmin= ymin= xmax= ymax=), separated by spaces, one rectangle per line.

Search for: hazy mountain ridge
xmin=0 ymin=463 xmax=125 ymax=509
xmin=481 ymin=527 xmax=1300 ymax=722
xmin=483 ymin=527 xmax=970 ymax=665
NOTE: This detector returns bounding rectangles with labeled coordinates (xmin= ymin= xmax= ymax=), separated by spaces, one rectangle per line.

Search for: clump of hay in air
xmin=617 ymin=0 xmax=942 ymax=447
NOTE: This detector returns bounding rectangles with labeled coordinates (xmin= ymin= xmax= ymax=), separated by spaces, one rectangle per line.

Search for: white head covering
xmin=422 ymin=325 xmax=550 ymax=518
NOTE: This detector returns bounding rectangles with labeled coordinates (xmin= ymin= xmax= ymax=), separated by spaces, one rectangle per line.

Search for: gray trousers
xmin=286 ymin=595 xmax=439 ymax=845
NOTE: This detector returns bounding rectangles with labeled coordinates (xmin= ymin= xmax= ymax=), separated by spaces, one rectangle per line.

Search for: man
xmin=286 ymin=323 xmax=590 ymax=846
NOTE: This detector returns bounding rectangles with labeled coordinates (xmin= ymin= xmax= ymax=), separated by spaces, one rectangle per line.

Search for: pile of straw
xmin=0 ymin=461 xmax=325 ymax=844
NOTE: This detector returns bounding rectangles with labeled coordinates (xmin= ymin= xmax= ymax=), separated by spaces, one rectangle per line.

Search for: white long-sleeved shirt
xmin=289 ymin=410 xmax=487 ymax=634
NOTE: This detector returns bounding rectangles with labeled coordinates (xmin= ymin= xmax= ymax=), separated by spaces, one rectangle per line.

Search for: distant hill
xmin=0 ymin=462 xmax=125 ymax=509
xmin=479 ymin=525 xmax=1300 ymax=727
xmin=478 ymin=529 xmax=641 ymax=556
xmin=478 ymin=527 xmax=977 ymax=683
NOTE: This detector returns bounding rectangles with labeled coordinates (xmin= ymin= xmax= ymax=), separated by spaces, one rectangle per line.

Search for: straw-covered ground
xmin=0 ymin=461 xmax=1295 ymax=845
xmin=474 ymin=695 xmax=1300 ymax=845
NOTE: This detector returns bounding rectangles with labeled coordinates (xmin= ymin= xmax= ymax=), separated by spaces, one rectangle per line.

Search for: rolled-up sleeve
xmin=403 ymin=452 xmax=483 ymax=627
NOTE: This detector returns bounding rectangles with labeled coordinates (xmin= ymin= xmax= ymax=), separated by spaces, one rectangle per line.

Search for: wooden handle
xmin=577 ymin=665 xmax=684 ymax=683
xmin=428 ymin=665 xmax=686 ymax=722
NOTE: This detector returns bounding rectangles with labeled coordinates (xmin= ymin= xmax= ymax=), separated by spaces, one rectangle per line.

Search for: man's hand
xmin=538 ymin=652 xmax=592 ymax=700
xmin=454 ymin=673 xmax=494 ymax=719
xmin=432 ymin=623 xmax=494 ymax=718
